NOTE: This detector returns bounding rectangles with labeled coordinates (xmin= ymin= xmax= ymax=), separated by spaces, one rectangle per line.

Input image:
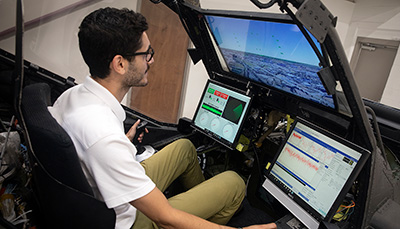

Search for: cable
xmin=0 ymin=167 xmax=17 ymax=184
xmin=252 ymin=142 xmax=264 ymax=185
xmin=0 ymin=116 xmax=16 ymax=168
xmin=248 ymin=114 xmax=266 ymax=186
xmin=11 ymin=211 xmax=31 ymax=223
xmin=365 ymin=106 xmax=387 ymax=162
xmin=334 ymin=200 xmax=355 ymax=221
xmin=173 ymin=0 xmax=193 ymax=42
xmin=336 ymin=200 xmax=355 ymax=214
xmin=0 ymin=118 xmax=7 ymax=132
xmin=12 ymin=219 xmax=29 ymax=226
xmin=250 ymin=0 xmax=279 ymax=9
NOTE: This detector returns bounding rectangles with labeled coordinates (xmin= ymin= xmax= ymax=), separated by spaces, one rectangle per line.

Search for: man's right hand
xmin=244 ymin=223 xmax=277 ymax=229
xmin=126 ymin=119 xmax=148 ymax=143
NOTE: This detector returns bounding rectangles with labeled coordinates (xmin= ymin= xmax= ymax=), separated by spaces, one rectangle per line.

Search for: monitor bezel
xmin=264 ymin=117 xmax=370 ymax=223
xmin=191 ymin=79 xmax=253 ymax=150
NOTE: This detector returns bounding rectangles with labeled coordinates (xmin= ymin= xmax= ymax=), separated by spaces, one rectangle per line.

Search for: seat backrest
xmin=22 ymin=83 xmax=93 ymax=193
xmin=21 ymin=83 xmax=116 ymax=228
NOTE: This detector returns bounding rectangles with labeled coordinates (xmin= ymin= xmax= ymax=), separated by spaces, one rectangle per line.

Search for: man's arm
xmin=131 ymin=187 xmax=277 ymax=229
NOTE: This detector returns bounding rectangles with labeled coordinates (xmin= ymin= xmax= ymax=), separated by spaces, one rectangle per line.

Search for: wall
xmin=0 ymin=0 xmax=139 ymax=105
xmin=342 ymin=0 xmax=400 ymax=108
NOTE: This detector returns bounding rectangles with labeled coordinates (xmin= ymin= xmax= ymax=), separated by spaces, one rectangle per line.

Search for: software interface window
xmin=269 ymin=121 xmax=363 ymax=218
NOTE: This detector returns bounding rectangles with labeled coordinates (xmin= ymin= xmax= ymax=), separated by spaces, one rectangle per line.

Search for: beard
xmin=124 ymin=62 xmax=149 ymax=88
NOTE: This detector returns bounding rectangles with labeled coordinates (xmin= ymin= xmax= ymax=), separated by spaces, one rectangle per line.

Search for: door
xmin=129 ymin=0 xmax=189 ymax=123
xmin=350 ymin=37 xmax=399 ymax=102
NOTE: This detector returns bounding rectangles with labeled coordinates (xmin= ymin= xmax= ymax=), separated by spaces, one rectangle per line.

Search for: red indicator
xmin=293 ymin=132 xmax=302 ymax=139
xmin=213 ymin=90 xmax=228 ymax=100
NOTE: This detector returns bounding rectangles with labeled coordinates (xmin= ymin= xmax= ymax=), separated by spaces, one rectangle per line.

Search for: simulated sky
xmin=206 ymin=15 xmax=321 ymax=66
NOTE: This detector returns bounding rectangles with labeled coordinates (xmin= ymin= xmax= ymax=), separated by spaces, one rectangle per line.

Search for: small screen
xmin=264 ymin=118 xmax=369 ymax=226
xmin=205 ymin=15 xmax=335 ymax=109
xmin=192 ymin=80 xmax=252 ymax=148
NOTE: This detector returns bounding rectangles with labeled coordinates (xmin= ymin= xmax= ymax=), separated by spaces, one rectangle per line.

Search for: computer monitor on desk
xmin=262 ymin=118 xmax=369 ymax=228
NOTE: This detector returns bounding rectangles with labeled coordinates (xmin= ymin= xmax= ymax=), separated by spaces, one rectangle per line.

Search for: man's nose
xmin=148 ymin=56 xmax=155 ymax=65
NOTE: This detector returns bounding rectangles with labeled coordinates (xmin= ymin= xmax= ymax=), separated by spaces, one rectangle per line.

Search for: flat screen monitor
xmin=262 ymin=118 xmax=369 ymax=228
xmin=192 ymin=80 xmax=252 ymax=149
xmin=204 ymin=14 xmax=335 ymax=109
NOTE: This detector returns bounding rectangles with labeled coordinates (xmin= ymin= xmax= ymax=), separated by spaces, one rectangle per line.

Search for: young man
xmin=49 ymin=7 xmax=277 ymax=229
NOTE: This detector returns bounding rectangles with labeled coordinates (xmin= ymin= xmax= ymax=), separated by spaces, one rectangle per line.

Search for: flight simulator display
xmin=262 ymin=118 xmax=369 ymax=228
xmin=192 ymin=80 xmax=252 ymax=149
xmin=204 ymin=15 xmax=335 ymax=109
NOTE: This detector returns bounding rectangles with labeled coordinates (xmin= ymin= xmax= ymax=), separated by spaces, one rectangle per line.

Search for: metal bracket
xmin=317 ymin=66 xmax=337 ymax=95
xmin=66 ymin=76 xmax=76 ymax=87
xmin=295 ymin=0 xmax=335 ymax=43
xmin=187 ymin=48 xmax=202 ymax=65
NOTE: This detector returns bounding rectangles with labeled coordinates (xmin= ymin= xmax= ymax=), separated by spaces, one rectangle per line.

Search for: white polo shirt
xmin=48 ymin=76 xmax=155 ymax=229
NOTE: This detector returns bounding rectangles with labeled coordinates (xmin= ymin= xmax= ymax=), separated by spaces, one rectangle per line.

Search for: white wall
xmin=0 ymin=0 xmax=139 ymax=105
xmin=342 ymin=0 xmax=400 ymax=108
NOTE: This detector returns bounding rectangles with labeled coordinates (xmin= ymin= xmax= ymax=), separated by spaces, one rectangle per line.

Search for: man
xmin=49 ymin=7 xmax=277 ymax=229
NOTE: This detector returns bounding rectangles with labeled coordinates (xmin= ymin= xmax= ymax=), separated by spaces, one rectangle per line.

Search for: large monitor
xmin=262 ymin=118 xmax=369 ymax=228
xmin=204 ymin=14 xmax=335 ymax=109
xmin=192 ymin=80 xmax=252 ymax=149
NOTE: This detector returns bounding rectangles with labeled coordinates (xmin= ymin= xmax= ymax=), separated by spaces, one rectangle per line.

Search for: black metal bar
xmin=13 ymin=0 xmax=24 ymax=118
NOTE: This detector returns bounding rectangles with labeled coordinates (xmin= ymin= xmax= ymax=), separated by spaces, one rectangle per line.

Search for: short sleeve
xmin=85 ymin=134 xmax=156 ymax=208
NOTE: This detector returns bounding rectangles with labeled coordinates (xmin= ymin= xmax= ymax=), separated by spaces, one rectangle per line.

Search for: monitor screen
xmin=192 ymin=80 xmax=252 ymax=149
xmin=204 ymin=15 xmax=335 ymax=109
xmin=262 ymin=118 xmax=369 ymax=228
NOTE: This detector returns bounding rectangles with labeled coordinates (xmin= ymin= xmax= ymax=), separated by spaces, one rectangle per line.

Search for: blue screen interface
xmin=205 ymin=15 xmax=334 ymax=108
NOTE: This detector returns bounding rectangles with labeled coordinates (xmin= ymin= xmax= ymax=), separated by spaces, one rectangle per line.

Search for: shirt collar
xmin=83 ymin=76 xmax=126 ymax=122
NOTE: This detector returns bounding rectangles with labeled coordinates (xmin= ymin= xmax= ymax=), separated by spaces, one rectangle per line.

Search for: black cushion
xmin=21 ymin=83 xmax=116 ymax=228
xmin=21 ymin=83 xmax=93 ymax=195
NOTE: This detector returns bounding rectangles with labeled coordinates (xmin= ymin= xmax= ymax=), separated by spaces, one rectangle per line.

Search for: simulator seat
xmin=20 ymin=83 xmax=116 ymax=228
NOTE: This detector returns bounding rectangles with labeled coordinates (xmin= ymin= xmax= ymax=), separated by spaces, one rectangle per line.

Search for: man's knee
xmin=174 ymin=138 xmax=195 ymax=149
xmin=173 ymin=138 xmax=197 ymax=158
xmin=211 ymin=171 xmax=246 ymax=218
xmin=221 ymin=171 xmax=246 ymax=193
xmin=212 ymin=171 xmax=246 ymax=202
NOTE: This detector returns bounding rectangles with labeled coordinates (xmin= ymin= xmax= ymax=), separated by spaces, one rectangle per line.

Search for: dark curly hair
xmin=78 ymin=7 xmax=148 ymax=79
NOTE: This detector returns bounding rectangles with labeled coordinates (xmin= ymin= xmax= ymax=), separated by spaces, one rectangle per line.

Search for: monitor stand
xmin=275 ymin=214 xmax=307 ymax=229
xmin=262 ymin=178 xmax=320 ymax=229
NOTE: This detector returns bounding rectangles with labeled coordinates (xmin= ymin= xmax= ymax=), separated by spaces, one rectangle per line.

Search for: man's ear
xmin=110 ymin=55 xmax=127 ymax=75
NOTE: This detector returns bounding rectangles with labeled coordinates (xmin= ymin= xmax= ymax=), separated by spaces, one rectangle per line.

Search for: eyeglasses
xmin=123 ymin=46 xmax=154 ymax=62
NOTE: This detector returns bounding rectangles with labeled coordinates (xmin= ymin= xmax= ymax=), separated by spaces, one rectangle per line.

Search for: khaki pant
xmin=132 ymin=139 xmax=245 ymax=228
